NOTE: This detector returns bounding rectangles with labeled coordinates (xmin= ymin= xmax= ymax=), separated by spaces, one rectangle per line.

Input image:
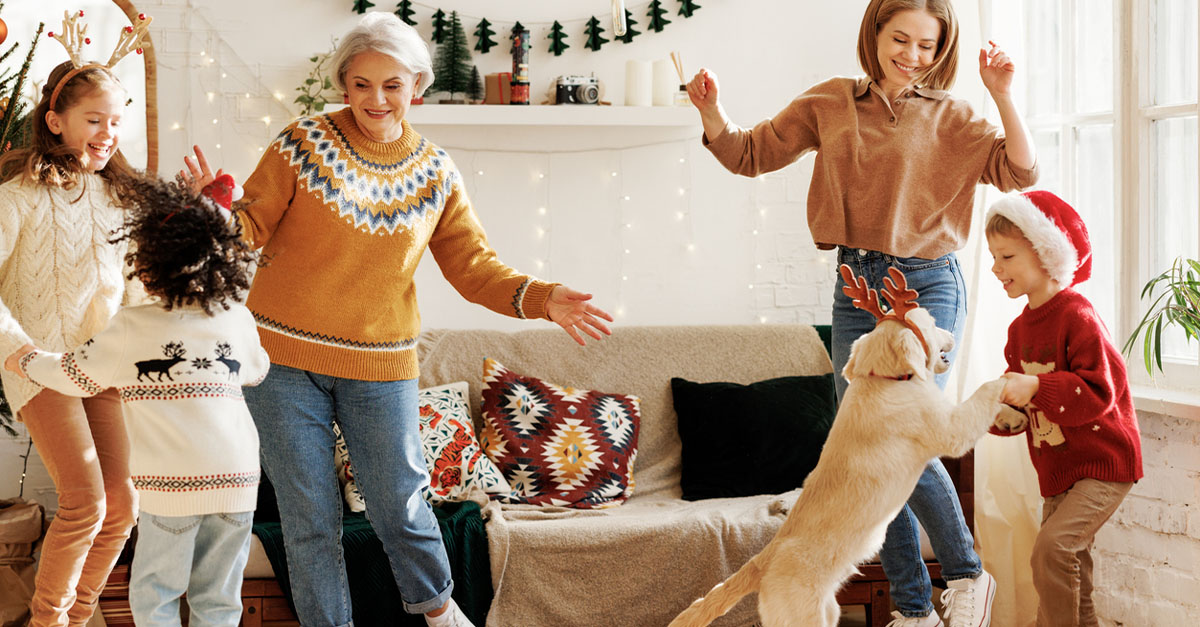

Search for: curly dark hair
xmin=111 ymin=174 xmax=260 ymax=314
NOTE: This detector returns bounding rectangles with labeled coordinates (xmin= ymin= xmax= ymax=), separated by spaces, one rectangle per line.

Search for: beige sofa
xmin=414 ymin=324 xmax=833 ymax=627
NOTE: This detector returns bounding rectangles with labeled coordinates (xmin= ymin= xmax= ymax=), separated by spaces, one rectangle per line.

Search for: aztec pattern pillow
xmin=479 ymin=358 xmax=640 ymax=509
xmin=332 ymin=382 xmax=512 ymax=509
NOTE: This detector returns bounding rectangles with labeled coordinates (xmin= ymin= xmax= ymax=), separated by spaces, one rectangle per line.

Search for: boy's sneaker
xmin=886 ymin=611 xmax=944 ymax=627
xmin=424 ymin=599 xmax=474 ymax=627
xmin=940 ymin=570 xmax=997 ymax=627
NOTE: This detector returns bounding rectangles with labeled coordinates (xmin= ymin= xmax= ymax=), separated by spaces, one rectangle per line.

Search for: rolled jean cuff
xmin=403 ymin=581 xmax=454 ymax=615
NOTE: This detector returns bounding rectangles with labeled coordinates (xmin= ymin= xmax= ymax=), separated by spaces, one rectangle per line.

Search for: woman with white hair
xmin=181 ymin=12 xmax=612 ymax=627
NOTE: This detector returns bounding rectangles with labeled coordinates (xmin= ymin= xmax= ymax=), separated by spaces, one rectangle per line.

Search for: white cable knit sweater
xmin=0 ymin=174 xmax=147 ymax=415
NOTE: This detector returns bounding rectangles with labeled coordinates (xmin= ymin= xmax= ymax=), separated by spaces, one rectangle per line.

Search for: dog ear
xmin=897 ymin=326 xmax=929 ymax=380
xmin=842 ymin=331 xmax=872 ymax=382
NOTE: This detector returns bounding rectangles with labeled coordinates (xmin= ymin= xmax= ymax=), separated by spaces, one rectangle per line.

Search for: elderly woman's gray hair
xmin=330 ymin=12 xmax=434 ymax=96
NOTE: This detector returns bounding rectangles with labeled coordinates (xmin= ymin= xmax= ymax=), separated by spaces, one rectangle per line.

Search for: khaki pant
xmin=1033 ymin=478 xmax=1132 ymax=627
xmin=20 ymin=388 xmax=136 ymax=627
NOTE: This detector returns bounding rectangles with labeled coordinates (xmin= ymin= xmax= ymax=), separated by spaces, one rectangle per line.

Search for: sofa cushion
xmin=479 ymin=358 xmax=640 ymax=509
xmin=332 ymin=382 xmax=512 ymax=510
xmin=672 ymin=374 xmax=836 ymax=500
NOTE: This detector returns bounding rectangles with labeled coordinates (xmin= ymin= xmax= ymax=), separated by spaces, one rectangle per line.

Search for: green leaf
xmin=305 ymin=78 xmax=317 ymax=85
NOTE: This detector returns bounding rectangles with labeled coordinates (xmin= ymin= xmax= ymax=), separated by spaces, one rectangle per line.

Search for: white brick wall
xmin=1094 ymin=411 xmax=1200 ymax=626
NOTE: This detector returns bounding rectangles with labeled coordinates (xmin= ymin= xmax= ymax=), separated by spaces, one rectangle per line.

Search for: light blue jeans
xmin=244 ymin=364 xmax=452 ymax=626
xmin=832 ymin=248 xmax=983 ymax=618
xmin=129 ymin=511 xmax=253 ymax=627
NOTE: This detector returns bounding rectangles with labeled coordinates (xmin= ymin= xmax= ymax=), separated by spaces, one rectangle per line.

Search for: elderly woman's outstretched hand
xmin=546 ymin=286 xmax=614 ymax=346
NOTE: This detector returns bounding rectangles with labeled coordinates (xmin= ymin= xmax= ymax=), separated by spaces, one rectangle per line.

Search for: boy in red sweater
xmin=985 ymin=190 xmax=1143 ymax=627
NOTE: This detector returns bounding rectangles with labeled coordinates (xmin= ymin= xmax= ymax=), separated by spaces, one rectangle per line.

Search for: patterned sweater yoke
xmin=237 ymin=108 xmax=555 ymax=382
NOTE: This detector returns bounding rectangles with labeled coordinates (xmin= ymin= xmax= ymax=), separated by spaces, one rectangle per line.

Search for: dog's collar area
xmin=868 ymin=371 xmax=914 ymax=381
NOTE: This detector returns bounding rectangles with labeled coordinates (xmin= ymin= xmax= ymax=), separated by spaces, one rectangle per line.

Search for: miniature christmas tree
xmin=617 ymin=10 xmax=641 ymax=44
xmin=474 ymin=17 xmax=496 ymax=54
xmin=511 ymin=21 xmax=525 ymax=38
xmin=468 ymin=65 xmax=483 ymax=102
xmin=430 ymin=11 xmax=472 ymax=102
xmin=647 ymin=1 xmax=672 ymax=33
xmin=547 ymin=21 xmax=569 ymax=56
xmin=583 ymin=16 xmax=609 ymax=52
xmin=394 ymin=0 xmax=417 ymax=26
xmin=678 ymin=0 xmax=702 ymax=18
xmin=431 ymin=9 xmax=448 ymax=44
xmin=351 ymin=0 xmax=375 ymax=15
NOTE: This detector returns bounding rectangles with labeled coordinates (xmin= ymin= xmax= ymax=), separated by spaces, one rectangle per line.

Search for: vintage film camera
xmin=555 ymin=75 xmax=600 ymax=105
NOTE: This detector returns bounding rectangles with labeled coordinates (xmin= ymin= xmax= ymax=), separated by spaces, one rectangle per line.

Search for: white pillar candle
xmin=625 ymin=60 xmax=652 ymax=107
xmin=652 ymin=58 xmax=677 ymax=106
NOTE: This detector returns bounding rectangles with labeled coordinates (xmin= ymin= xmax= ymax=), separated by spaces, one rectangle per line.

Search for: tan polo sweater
xmin=238 ymin=108 xmax=554 ymax=381
xmin=706 ymin=76 xmax=1039 ymax=259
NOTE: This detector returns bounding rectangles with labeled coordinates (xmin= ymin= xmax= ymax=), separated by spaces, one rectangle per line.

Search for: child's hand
xmin=1000 ymin=371 xmax=1038 ymax=407
xmin=979 ymin=40 xmax=1016 ymax=97
xmin=686 ymin=68 xmax=720 ymax=112
xmin=4 ymin=344 xmax=37 ymax=379
xmin=177 ymin=145 xmax=225 ymax=195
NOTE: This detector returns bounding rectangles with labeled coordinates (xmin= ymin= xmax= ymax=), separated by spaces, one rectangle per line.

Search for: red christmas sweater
xmin=989 ymin=289 xmax=1143 ymax=497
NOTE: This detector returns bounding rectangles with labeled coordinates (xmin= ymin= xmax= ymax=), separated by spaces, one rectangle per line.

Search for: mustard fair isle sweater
xmin=238 ymin=108 xmax=554 ymax=381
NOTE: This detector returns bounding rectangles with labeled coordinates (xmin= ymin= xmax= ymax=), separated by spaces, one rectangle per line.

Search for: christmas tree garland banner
xmin=356 ymin=1 xmax=701 ymax=56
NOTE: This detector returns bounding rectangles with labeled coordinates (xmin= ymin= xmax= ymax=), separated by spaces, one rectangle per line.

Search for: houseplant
xmin=1122 ymin=256 xmax=1200 ymax=374
xmin=293 ymin=41 xmax=340 ymax=117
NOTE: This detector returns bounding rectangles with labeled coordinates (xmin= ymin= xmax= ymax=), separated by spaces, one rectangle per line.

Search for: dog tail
xmin=667 ymin=558 xmax=765 ymax=627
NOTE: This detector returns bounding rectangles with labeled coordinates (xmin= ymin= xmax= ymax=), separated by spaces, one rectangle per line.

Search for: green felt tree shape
xmin=583 ymin=16 xmax=609 ymax=52
xmin=474 ymin=17 xmax=497 ymax=54
xmin=468 ymin=65 xmax=483 ymax=102
xmin=351 ymin=0 xmax=375 ymax=15
xmin=678 ymin=0 xmax=702 ymax=18
xmin=647 ymin=0 xmax=672 ymax=33
xmin=547 ymin=20 xmax=569 ymax=57
xmin=431 ymin=9 xmax=448 ymax=44
xmin=430 ymin=11 xmax=473 ymax=100
xmin=617 ymin=10 xmax=641 ymax=44
xmin=393 ymin=0 xmax=417 ymax=26
xmin=511 ymin=21 xmax=525 ymax=38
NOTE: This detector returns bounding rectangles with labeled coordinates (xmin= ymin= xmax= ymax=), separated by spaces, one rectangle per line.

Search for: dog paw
xmin=994 ymin=405 xmax=1028 ymax=432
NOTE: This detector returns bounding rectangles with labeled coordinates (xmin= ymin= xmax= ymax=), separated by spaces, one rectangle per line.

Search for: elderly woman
xmin=181 ymin=12 xmax=611 ymax=627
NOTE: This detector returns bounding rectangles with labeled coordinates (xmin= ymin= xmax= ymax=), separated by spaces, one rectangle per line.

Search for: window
xmin=991 ymin=0 xmax=1199 ymax=392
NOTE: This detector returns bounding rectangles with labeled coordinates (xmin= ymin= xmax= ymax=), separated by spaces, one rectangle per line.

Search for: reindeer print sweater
xmin=989 ymin=289 xmax=1143 ymax=497
xmin=20 ymin=303 xmax=270 ymax=516
xmin=236 ymin=108 xmax=556 ymax=381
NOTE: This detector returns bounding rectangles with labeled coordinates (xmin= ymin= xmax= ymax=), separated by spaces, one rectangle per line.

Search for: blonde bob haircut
xmin=330 ymin=12 xmax=434 ymax=97
xmin=856 ymin=0 xmax=959 ymax=91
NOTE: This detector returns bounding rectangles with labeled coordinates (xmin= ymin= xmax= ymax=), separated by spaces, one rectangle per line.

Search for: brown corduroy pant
xmin=1033 ymin=477 xmax=1133 ymax=627
xmin=21 ymin=388 xmax=136 ymax=627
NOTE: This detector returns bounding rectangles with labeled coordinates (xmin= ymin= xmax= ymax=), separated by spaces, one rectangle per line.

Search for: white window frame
xmin=1121 ymin=0 xmax=1200 ymax=395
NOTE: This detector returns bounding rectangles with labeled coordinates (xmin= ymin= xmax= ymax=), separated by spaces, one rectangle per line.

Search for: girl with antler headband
xmin=687 ymin=0 xmax=1038 ymax=625
xmin=0 ymin=10 xmax=152 ymax=626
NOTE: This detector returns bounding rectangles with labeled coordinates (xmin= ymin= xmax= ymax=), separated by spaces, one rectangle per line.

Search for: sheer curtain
xmin=948 ymin=2 xmax=1043 ymax=625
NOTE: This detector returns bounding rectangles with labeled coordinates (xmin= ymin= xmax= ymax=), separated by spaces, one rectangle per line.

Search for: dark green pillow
xmin=671 ymin=374 xmax=835 ymax=500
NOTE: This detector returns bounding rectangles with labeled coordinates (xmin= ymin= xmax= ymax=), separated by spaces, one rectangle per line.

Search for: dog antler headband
xmin=47 ymin=9 xmax=153 ymax=110
xmin=839 ymin=264 xmax=930 ymax=357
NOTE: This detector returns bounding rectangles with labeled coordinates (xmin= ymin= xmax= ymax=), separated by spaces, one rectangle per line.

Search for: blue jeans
xmin=129 ymin=511 xmax=253 ymax=627
xmin=244 ymin=365 xmax=452 ymax=625
xmin=832 ymin=248 xmax=983 ymax=617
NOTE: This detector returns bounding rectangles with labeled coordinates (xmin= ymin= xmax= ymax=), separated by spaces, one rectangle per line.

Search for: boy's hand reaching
xmin=1000 ymin=371 xmax=1039 ymax=407
xmin=686 ymin=68 xmax=720 ymax=113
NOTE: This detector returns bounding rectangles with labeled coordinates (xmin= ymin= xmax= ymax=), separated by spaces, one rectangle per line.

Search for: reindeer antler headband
xmin=839 ymin=264 xmax=930 ymax=358
xmin=46 ymin=9 xmax=153 ymax=110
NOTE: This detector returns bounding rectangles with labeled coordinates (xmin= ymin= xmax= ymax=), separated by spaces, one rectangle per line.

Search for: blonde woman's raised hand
xmin=979 ymin=40 xmax=1016 ymax=97
xmin=545 ymin=285 xmax=614 ymax=346
xmin=686 ymin=68 xmax=720 ymax=113
xmin=176 ymin=145 xmax=224 ymax=195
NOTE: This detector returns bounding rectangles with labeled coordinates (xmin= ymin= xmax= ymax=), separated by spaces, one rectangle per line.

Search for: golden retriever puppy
xmin=668 ymin=266 xmax=1024 ymax=627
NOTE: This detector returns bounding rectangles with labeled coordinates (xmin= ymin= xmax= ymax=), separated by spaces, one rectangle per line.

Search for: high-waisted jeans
xmin=244 ymin=364 xmax=453 ymax=626
xmin=832 ymin=247 xmax=983 ymax=617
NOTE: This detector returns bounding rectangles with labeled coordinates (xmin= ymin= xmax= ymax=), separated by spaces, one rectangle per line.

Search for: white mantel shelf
xmin=405 ymin=104 xmax=700 ymax=127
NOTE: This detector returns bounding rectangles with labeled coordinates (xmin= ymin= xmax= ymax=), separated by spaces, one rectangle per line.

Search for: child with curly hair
xmin=13 ymin=173 xmax=271 ymax=626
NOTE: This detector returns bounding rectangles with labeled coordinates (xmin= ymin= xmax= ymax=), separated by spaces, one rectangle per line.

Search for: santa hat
xmin=987 ymin=190 xmax=1092 ymax=287
xmin=200 ymin=173 xmax=243 ymax=213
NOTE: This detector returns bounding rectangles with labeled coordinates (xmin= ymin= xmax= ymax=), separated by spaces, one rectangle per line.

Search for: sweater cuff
xmin=519 ymin=280 xmax=559 ymax=321
xmin=1032 ymin=373 xmax=1065 ymax=416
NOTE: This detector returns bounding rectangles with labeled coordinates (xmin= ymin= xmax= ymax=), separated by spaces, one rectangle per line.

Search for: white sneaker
xmin=886 ymin=610 xmax=944 ymax=627
xmin=424 ymin=599 xmax=475 ymax=627
xmin=940 ymin=570 xmax=997 ymax=627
